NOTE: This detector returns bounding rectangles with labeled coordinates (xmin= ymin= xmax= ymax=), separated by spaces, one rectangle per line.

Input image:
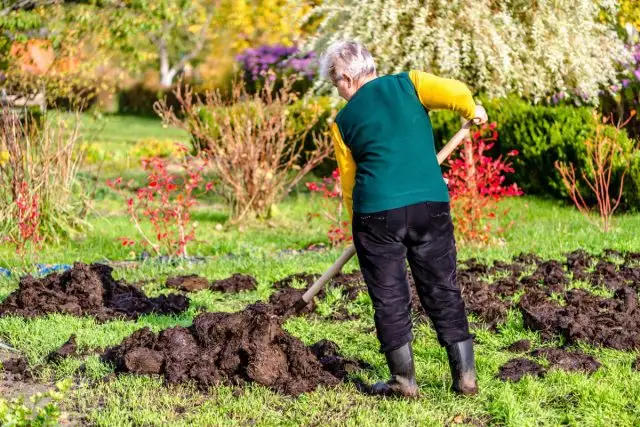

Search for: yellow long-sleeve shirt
xmin=332 ymin=70 xmax=476 ymax=220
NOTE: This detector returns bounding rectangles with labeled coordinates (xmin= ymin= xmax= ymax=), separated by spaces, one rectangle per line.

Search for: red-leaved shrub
xmin=7 ymin=181 xmax=43 ymax=255
xmin=306 ymin=169 xmax=351 ymax=246
xmin=443 ymin=123 xmax=523 ymax=244
xmin=107 ymin=146 xmax=213 ymax=257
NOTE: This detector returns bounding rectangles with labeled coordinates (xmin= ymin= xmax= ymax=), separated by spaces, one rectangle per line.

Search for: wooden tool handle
xmin=299 ymin=244 xmax=357 ymax=306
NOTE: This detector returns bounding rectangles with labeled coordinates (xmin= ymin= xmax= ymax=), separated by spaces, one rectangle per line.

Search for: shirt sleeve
xmin=408 ymin=70 xmax=476 ymax=120
xmin=330 ymin=122 xmax=355 ymax=222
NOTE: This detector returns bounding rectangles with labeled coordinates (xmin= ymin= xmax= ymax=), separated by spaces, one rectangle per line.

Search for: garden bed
xmin=101 ymin=302 xmax=368 ymax=396
xmin=2 ymin=249 xmax=640 ymax=400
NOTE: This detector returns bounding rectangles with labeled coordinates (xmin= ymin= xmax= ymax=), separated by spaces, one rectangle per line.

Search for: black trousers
xmin=352 ymin=201 xmax=472 ymax=353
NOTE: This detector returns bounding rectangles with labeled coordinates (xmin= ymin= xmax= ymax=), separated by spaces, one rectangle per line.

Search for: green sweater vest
xmin=335 ymin=72 xmax=449 ymax=214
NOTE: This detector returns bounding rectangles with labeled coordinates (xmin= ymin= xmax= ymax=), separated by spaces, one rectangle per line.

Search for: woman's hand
xmin=472 ymin=105 xmax=488 ymax=125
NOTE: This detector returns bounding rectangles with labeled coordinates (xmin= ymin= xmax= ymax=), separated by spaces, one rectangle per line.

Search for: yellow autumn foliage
xmin=197 ymin=0 xmax=318 ymax=87
xmin=620 ymin=0 xmax=640 ymax=31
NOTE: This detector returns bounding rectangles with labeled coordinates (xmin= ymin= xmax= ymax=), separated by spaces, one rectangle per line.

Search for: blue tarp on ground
xmin=0 ymin=264 xmax=72 ymax=278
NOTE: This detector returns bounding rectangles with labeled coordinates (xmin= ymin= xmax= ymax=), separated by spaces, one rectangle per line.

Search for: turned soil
xmin=166 ymin=274 xmax=257 ymax=293
xmin=498 ymin=347 xmax=601 ymax=382
xmin=505 ymin=339 xmax=532 ymax=353
xmin=0 ymin=263 xmax=189 ymax=321
xmin=270 ymin=250 xmax=640 ymax=346
xmin=460 ymin=251 xmax=640 ymax=350
xmin=47 ymin=335 xmax=78 ymax=363
xmin=102 ymin=302 xmax=367 ymax=396
xmin=519 ymin=286 xmax=640 ymax=350
xmin=498 ymin=358 xmax=546 ymax=382
xmin=3 ymin=249 xmax=639 ymax=399
xmin=0 ymin=351 xmax=51 ymax=401
xmin=531 ymin=348 xmax=600 ymax=374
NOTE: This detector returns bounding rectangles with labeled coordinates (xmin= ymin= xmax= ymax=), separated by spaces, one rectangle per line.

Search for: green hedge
xmin=117 ymin=82 xmax=207 ymax=116
xmin=430 ymin=97 xmax=640 ymax=211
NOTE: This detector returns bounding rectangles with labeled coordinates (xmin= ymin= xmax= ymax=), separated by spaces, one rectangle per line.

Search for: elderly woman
xmin=320 ymin=41 xmax=487 ymax=397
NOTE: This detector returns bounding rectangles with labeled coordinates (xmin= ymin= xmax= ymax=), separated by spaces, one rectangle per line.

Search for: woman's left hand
xmin=472 ymin=105 xmax=488 ymax=125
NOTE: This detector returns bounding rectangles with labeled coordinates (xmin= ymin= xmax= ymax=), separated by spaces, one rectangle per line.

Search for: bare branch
xmin=555 ymin=114 xmax=636 ymax=232
xmin=166 ymin=7 xmax=215 ymax=81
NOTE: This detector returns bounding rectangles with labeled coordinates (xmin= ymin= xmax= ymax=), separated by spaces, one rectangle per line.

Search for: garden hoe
xmin=294 ymin=119 xmax=476 ymax=313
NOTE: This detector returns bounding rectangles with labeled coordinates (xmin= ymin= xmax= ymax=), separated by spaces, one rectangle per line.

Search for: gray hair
xmin=319 ymin=41 xmax=377 ymax=84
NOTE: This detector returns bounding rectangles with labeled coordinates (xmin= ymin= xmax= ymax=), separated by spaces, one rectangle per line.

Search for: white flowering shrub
xmin=304 ymin=0 xmax=628 ymax=103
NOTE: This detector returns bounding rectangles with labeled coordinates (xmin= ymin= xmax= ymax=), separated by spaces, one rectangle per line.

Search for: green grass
xmin=1 ymin=113 xmax=639 ymax=426
xmin=2 ymin=194 xmax=639 ymax=268
xmin=49 ymin=111 xmax=191 ymax=178
xmin=53 ymin=111 xmax=190 ymax=145
xmin=0 ymin=194 xmax=638 ymax=426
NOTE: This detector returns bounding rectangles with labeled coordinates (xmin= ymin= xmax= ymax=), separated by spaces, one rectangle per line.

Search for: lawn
xmin=1 ymin=114 xmax=639 ymax=426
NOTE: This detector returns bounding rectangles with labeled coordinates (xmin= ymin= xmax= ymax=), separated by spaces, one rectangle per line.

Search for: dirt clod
xmin=3 ymin=357 xmax=29 ymax=376
xmin=102 ymin=303 xmax=364 ymax=396
xmin=166 ymin=275 xmax=209 ymax=292
xmin=459 ymin=271 xmax=509 ymax=328
xmin=210 ymin=274 xmax=257 ymax=293
xmin=268 ymin=287 xmax=316 ymax=317
xmin=0 ymin=263 xmax=189 ymax=321
xmin=310 ymin=339 xmax=371 ymax=378
xmin=47 ymin=335 xmax=77 ymax=363
xmin=531 ymin=348 xmax=600 ymax=374
xmin=521 ymin=261 xmax=567 ymax=293
xmin=505 ymin=339 xmax=532 ymax=353
xmin=497 ymin=358 xmax=545 ymax=382
xmin=520 ymin=287 xmax=640 ymax=350
xmin=270 ymin=271 xmax=366 ymax=320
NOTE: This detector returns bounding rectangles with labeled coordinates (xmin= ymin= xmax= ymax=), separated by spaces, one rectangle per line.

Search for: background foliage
xmin=304 ymin=0 xmax=627 ymax=103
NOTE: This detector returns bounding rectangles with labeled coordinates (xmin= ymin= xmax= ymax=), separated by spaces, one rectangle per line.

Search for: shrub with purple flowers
xmin=601 ymin=38 xmax=640 ymax=139
xmin=235 ymin=44 xmax=316 ymax=95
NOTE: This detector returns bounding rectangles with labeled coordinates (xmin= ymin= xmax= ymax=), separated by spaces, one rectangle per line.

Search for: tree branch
xmin=166 ymin=7 xmax=215 ymax=80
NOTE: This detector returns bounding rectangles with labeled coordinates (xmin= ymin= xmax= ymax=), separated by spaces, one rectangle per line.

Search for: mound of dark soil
xmin=271 ymin=271 xmax=366 ymax=320
xmin=519 ymin=287 xmax=640 ymax=350
xmin=531 ymin=348 xmax=600 ymax=374
xmin=47 ymin=335 xmax=78 ymax=363
xmin=566 ymin=250 xmax=640 ymax=290
xmin=166 ymin=275 xmax=209 ymax=292
xmin=458 ymin=270 xmax=509 ymax=328
xmin=310 ymin=339 xmax=371 ymax=377
xmin=210 ymin=274 xmax=257 ymax=293
xmin=505 ymin=339 xmax=532 ymax=353
xmin=521 ymin=261 xmax=568 ymax=294
xmin=166 ymin=274 xmax=258 ymax=293
xmin=268 ymin=287 xmax=317 ymax=317
xmin=0 ymin=263 xmax=189 ymax=321
xmin=497 ymin=358 xmax=545 ymax=382
xmin=102 ymin=303 xmax=364 ymax=395
xmin=2 ymin=356 xmax=29 ymax=377
xmin=566 ymin=250 xmax=594 ymax=281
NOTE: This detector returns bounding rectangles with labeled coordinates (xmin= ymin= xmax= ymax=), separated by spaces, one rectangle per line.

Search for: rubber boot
xmin=370 ymin=342 xmax=419 ymax=397
xmin=446 ymin=338 xmax=478 ymax=395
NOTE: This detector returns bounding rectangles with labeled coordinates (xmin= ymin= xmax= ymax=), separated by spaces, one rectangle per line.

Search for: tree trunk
xmin=158 ymin=38 xmax=174 ymax=89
